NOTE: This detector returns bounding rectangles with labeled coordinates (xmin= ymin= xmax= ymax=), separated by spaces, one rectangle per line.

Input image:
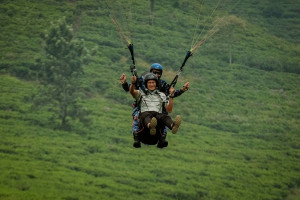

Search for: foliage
xmin=0 ymin=0 xmax=299 ymax=200
xmin=0 ymin=74 xmax=300 ymax=200
xmin=35 ymin=17 xmax=90 ymax=130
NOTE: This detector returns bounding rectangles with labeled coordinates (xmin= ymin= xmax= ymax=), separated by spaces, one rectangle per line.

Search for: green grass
xmin=0 ymin=74 xmax=300 ymax=200
xmin=0 ymin=0 xmax=300 ymax=199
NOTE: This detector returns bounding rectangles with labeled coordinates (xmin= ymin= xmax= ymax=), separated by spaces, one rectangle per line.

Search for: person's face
xmin=147 ymin=80 xmax=156 ymax=91
xmin=151 ymin=70 xmax=162 ymax=78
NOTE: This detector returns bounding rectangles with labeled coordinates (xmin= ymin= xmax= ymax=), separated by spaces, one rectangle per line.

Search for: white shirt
xmin=136 ymin=89 xmax=169 ymax=113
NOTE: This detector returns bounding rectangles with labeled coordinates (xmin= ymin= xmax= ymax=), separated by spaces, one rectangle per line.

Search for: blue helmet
xmin=149 ymin=63 xmax=163 ymax=75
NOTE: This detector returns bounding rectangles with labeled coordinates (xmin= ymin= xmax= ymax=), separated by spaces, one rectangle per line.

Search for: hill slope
xmin=0 ymin=0 xmax=299 ymax=200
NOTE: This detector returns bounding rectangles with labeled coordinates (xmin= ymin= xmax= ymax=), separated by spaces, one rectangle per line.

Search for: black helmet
xmin=143 ymin=72 xmax=158 ymax=88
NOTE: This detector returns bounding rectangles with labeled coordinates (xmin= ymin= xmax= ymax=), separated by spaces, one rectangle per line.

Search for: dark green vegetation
xmin=35 ymin=17 xmax=89 ymax=130
xmin=0 ymin=0 xmax=299 ymax=199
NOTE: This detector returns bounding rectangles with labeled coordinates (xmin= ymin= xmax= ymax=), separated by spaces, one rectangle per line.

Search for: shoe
xmin=172 ymin=115 xmax=181 ymax=134
xmin=157 ymin=135 xmax=168 ymax=148
xmin=133 ymin=141 xmax=141 ymax=148
xmin=150 ymin=117 xmax=157 ymax=135
xmin=133 ymin=132 xmax=141 ymax=148
xmin=133 ymin=140 xmax=141 ymax=148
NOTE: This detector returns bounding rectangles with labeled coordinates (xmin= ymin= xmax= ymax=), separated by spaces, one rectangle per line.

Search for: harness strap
xmin=137 ymin=89 xmax=168 ymax=114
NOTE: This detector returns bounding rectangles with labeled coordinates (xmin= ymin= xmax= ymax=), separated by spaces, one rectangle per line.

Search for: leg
xmin=149 ymin=117 xmax=157 ymax=135
xmin=171 ymin=115 xmax=182 ymax=134
xmin=162 ymin=111 xmax=169 ymax=135
xmin=163 ymin=126 xmax=168 ymax=135
xmin=154 ymin=118 xmax=169 ymax=148
xmin=139 ymin=111 xmax=153 ymax=128
xmin=132 ymin=107 xmax=141 ymax=148
xmin=157 ymin=111 xmax=169 ymax=148
xmin=139 ymin=111 xmax=157 ymax=135
xmin=156 ymin=114 xmax=182 ymax=134
xmin=156 ymin=113 xmax=173 ymax=130
xmin=155 ymin=114 xmax=171 ymax=148
xmin=157 ymin=132 xmax=168 ymax=148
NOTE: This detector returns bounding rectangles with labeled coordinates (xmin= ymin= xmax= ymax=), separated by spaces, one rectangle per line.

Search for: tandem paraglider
xmin=120 ymin=63 xmax=190 ymax=148
xmin=110 ymin=1 xmax=238 ymax=148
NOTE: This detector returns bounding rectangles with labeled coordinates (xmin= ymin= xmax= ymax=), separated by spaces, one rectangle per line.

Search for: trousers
xmin=132 ymin=107 xmax=168 ymax=135
xmin=139 ymin=111 xmax=173 ymax=130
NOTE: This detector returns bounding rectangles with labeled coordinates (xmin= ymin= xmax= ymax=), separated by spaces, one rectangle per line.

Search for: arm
xmin=182 ymin=82 xmax=190 ymax=92
xmin=129 ymin=76 xmax=138 ymax=99
xmin=120 ymin=73 xmax=130 ymax=92
xmin=173 ymin=89 xmax=184 ymax=98
xmin=174 ymin=82 xmax=190 ymax=97
xmin=161 ymin=81 xmax=190 ymax=98
xmin=165 ymin=87 xmax=175 ymax=113
xmin=122 ymin=82 xmax=130 ymax=92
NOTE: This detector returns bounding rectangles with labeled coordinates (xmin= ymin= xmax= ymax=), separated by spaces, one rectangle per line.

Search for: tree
xmin=150 ymin=0 xmax=155 ymax=25
xmin=216 ymin=15 xmax=246 ymax=65
xmin=37 ymin=17 xmax=89 ymax=130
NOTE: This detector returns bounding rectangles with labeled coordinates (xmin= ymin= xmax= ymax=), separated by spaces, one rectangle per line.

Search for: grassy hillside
xmin=0 ymin=0 xmax=300 ymax=200
xmin=0 ymin=74 xmax=299 ymax=200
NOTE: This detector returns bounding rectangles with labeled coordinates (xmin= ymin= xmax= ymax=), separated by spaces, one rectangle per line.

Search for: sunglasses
xmin=152 ymin=70 xmax=162 ymax=75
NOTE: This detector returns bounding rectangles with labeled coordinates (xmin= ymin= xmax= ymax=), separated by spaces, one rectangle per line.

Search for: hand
xmin=169 ymin=87 xmax=175 ymax=97
xmin=131 ymin=76 xmax=137 ymax=84
xmin=182 ymin=82 xmax=190 ymax=92
xmin=120 ymin=73 xmax=127 ymax=84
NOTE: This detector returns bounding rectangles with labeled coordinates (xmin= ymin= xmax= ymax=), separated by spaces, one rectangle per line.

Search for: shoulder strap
xmin=137 ymin=89 xmax=146 ymax=111
xmin=155 ymin=90 xmax=168 ymax=113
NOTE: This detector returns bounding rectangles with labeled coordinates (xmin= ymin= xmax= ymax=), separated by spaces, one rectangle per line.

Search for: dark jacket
xmin=122 ymin=77 xmax=184 ymax=97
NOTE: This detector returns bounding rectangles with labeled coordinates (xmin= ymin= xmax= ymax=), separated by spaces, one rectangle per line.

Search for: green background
xmin=0 ymin=0 xmax=299 ymax=199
